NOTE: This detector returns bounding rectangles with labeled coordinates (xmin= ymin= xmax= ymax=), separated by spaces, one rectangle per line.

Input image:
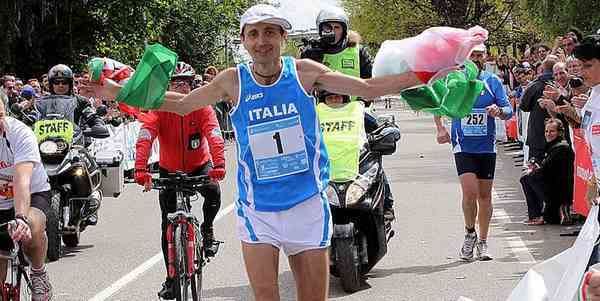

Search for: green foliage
xmin=341 ymin=0 xmax=543 ymax=54
xmin=1 ymin=0 xmax=256 ymax=78
xmin=522 ymin=0 xmax=600 ymax=38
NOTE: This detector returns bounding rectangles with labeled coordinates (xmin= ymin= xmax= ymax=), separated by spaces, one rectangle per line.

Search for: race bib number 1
xmin=461 ymin=108 xmax=487 ymax=136
xmin=248 ymin=116 xmax=309 ymax=180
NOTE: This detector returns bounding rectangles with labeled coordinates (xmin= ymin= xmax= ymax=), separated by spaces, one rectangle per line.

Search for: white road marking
xmin=89 ymin=203 xmax=235 ymax=301
xmin=492 ymin=189 xmax=537 ymax=264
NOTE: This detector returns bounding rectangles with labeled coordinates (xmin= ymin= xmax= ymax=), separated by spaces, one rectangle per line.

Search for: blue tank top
xmin=230 ymin=56 xmax=330 ymax=212
xmin=451 ymin=71 xmax=513 ymax=154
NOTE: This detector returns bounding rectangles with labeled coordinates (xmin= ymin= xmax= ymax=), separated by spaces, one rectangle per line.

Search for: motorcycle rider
xmin=36 ymin=64 xmax=108 ymax=226
xmin=133 ymin=62 xmax=225 ymax=300
xmin=301 ymin=7 xmax=395 ymax=220
xmin=300 ymin=7 xmax=372 ymax=82
xmin=0 ymin=89 xmax=53 ymax=300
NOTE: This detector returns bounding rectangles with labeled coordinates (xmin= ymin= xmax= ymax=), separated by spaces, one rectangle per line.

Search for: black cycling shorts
xmin=454 ymin=153 xmax=497 ymax=180
xmin=0 ymin=191 xmax=51 ymax=251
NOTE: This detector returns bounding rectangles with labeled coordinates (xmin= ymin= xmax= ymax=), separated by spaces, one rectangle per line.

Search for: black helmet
xmin=316 ymin=7 xmax=349 ymax=40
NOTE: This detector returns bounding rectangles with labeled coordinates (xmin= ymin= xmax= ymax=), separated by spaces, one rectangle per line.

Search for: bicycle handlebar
xmin=151 ymin=173 xmax=211 ymax=191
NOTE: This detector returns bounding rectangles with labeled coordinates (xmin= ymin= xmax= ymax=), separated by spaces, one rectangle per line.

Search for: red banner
xmin=573 ymin=129 xmax=593 ymax=216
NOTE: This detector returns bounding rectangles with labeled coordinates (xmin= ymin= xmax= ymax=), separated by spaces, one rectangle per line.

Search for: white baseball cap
xmin=240 ymin=4 xmax=292 ymax=33
xmin=472 ymin=43 xmax=487 ymax=52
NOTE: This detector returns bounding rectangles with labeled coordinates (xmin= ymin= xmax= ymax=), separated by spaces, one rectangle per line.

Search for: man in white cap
xmin=87 ymin=4 xmax=480 ymax=300
xmin=434 ymin=43 xmax=512 ymax=262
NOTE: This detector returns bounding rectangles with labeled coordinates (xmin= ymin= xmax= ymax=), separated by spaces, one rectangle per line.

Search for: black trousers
xmin=520 ymin=171 xmax=565 ymax=224
xmin=158 ymin=162 xmax=221 ymax=272
xmin=520 ymin=172 xmax=545 ymax=219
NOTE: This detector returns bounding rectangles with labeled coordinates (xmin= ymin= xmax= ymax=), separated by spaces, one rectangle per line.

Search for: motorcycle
xmin=325 ymin=119 xmax=400 ymax=293
xmin=31 ymin=106 xmax=109 ymax=261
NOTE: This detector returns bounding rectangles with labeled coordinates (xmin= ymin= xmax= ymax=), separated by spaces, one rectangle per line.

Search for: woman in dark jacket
xmin=520 ymin=118 xmax=574 ymax=225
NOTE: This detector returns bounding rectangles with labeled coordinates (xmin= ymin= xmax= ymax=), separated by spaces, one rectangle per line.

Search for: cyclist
xmin=37 ymin=64 xmax=109 ymax=226
xmin=133 ymin=62 xmax=225 ymax=300
xmin=434 ymin=43 xmax=513 ymax=261
xmin=84 ymin=4 xmax=477 ymax=299
xmin=0 ymin=89 xmax=53 ymax=300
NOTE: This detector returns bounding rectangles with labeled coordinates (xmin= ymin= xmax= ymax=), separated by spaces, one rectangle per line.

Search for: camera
xmin=569 ymin=77 xmax=584 ymax=89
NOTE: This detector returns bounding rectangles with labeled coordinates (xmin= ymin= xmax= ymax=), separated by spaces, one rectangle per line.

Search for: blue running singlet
xmin=230 ymin=56 xmax=330 ymax=212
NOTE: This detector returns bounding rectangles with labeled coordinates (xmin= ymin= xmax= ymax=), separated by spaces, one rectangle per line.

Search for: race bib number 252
xmin=461 ymin=108 xmax=488 ymax=136
xmin=248 ymin=116 xmax=309 ymax=180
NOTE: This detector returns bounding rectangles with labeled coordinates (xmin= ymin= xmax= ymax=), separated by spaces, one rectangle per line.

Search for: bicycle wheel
xmin=174 ymin=225 xmax=190 ymax=301
xmin=190 ymin=231 xmax=204 ymax=301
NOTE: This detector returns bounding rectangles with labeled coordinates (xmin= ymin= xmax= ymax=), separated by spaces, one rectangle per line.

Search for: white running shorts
xmin=235 ymin=192 xmax=333 ymax=256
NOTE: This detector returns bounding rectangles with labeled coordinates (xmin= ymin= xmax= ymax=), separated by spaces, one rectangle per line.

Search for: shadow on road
xmin=61 ymin=244 xmax=94 ymax=258
xmin=367 ymin=260 xmax=465 ymax=278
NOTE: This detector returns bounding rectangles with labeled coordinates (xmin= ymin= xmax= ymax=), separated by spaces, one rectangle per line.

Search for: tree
xmin=522 ymin=0 xmax=600 ymax=38
xmin=0 ymin=0 xmax=256 ymax=78
xmin=341 ymin=0 xmax=542 ymax=53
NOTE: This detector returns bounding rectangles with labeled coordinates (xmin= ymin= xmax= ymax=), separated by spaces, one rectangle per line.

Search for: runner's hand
xmin=436 ymin=127 xmax=450 ymax=144
xmin=78 ymin=78 xmax=120 ymax=100
xmin=8 ymin=219 xmax=31 ymax=243
xmin=208 ymin=167 xmax=226 ymax=182
xmin=134 ymin=170 xmax=152 ymax=192
xmin=485 ymin=104 xmax=502 ymax=118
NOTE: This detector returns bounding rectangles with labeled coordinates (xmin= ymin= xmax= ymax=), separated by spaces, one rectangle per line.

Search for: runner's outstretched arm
xmin=84 ymin=70 xmax=233 ymax=116
xmin=159 ymin=68 xmax=236 ymax=116
xmin=299 ymin=59 xmax=424 ymax=99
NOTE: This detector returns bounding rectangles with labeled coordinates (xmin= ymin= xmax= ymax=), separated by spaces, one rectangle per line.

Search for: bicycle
xmin=0 ymin=221 xmax=32 ymax=301
xmin=152 ymin=172 xmax=220 ymax=301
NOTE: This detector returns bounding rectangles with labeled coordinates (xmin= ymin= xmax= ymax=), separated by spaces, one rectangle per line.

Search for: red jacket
xmin=135 ymin=107 xmax=225 ymax=173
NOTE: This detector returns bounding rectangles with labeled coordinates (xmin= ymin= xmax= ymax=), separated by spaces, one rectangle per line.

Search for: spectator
xmin=563 ymin=35 xmax=579 ymax=57
xmin=520 ymin=55 xmax=562 ymax=161
xmin=520 ymin=118 xmax=574 ymax=225
xmin=28 ymin=78 xmax=42 ymax=96
xmin=40 ymin=74 xmax=50 ymax=95
xmin=537 ymin=44 xmax=551 ymax=62
xmin=552 ymin=62 xmax=570 ymax=96
xmin=498 ymin=53 xmax=512 ymax=88
xmin=14 ymin=79 xmax=23 ymax=92
xmin=1 ymin=75 xmax=19 ymax=106
xmin=203 ymin=66 xmax=218 ymax=83
xmin=566 ymin=27 xmax=584 ymax=46
xmin=11 ymin=85 xmax=40 ymax=126
xmin=567 ymin=56 xmax=584 ymax=77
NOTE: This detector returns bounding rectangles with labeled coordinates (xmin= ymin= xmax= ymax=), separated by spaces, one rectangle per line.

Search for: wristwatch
xmin=15 ymin=214 xmax=30 ymax=226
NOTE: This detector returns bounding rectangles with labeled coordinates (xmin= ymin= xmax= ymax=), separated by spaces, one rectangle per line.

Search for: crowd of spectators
xmin=481 ymin=27 xmax=591 ymax=226
xmin=1 ymin=65 xmax=234 ymax=140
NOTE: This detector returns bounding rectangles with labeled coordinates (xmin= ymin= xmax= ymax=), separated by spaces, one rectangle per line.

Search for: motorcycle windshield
xmin=33 ymin=119 xmax=75 ymax=144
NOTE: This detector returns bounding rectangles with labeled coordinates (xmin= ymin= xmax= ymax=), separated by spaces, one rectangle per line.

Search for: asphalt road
xmin=45 ymin=102 xmax=578 ymax=301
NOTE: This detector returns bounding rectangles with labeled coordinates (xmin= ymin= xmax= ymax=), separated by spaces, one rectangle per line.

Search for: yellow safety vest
xmin=317 ymin=101 xmax=365 ymax=181
xmin=323 ymin=45 xmax=361 ymax=101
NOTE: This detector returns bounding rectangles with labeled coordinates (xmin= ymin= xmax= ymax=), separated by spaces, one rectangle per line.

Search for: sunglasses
xmin=52 ymin=80 xmax=69 ymax=86
xmin=170 ymin=80 xmax=190 ymax=88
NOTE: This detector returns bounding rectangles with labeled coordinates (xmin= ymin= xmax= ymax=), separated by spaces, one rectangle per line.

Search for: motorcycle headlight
xmin=345 ymin=163 xmax=380 ymax=205
xmin=73 ymin=167 xmax=85 ymax=177
xmin=39 ymin=141 xmax=59 ymax=155
xmin=345 ymin=183 xmax=366 ymax=205
xmin=326 ymin=185 xmax=339 ymax=207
